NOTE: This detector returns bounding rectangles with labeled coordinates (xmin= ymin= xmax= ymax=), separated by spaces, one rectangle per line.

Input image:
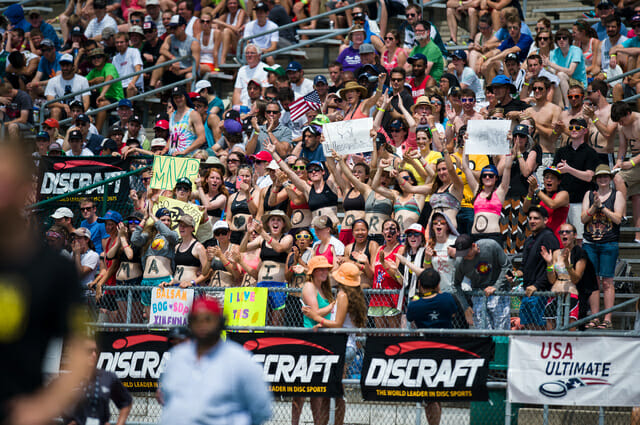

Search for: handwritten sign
xmin=152 ymin=196 xmax=203 ymax=232
xmin=223 ymin=287 xmax=268 ymax=327
xmin=322 ymin=117 xmax=374 ymax=156
xmin=149 ymin=287 xmax=195 ymax=326
xmin=466 ymin=120 xmax=512 ymax=155
xmin=150 ymin=155 xmax=200 ymax=190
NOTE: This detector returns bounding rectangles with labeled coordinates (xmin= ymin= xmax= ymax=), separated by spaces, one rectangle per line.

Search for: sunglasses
xmin=432 ymin=220 xmax=447 ymax=226
xmin=431 ymin=100 xmax=442 ymax=105
xmin=266 ymin=110 xmax=280 ymax=115
xmin=80 ymin=206 xmax=94 ymax=212
xmin=537 ymin=36 xmax=549 ymax=41
xmin=556 ymin=36 xmax=569 ymax=40
xmin=308 ymin=168 xmax=322 ymax=174
xmin=481 ymin=174 xmax=496 ymax=179
xmin=406 ymin=232 xmax=421 ymax=237
xmin=228 ymin=158 xmax=240 ymax=163
xmin=461 ymin=98 xmax=475 ymax=103
xmin=292 ymin=165 xmax=306 ymax=171
xmin=558 ymin=230 xmax=573 ymax=235
xmin=214 ymin=229 xmax=230 ymax=236
xmin=201 ymin=19 xmax=211 ymax=23
xmin=402 ymin=175 xmax=411 ymax=181
xmin=568 ymin=94 xmax=583 ymax=100
xmin=406 ymin=13 xmax=416 ymax=17
xmin=391 ymin=78 xmax=404 ymax=82
xmin=389 ymin=128 xmax=405 ymax=133
xmin=124 ymin=219 xmax=141 ymax=225
xmin=265 ymin=96 xmax=278 ymax=101
xmin=533 ymin=86 xmax=546 ymax=92
xmin=77 ymin=121 xmax=89 ymax=126
xmin=385 ymin=37 xmax=395 ymax=41
xmin=143 ymin=29 xmax=154 ymax=34
xmin=568 ymin=125 xmax=584 ymax=131
xmin=254 ymin=160 xmax=267 ymax=164
xmin=296 ymin=233 xmax=312 ymax=240
xmin=176 ymin=186 xmax=191 ymax=192
xmin=490 ymin=116 xmax=503 ymax=120
xmin=141 ymin=177 xmax=151 ymax=182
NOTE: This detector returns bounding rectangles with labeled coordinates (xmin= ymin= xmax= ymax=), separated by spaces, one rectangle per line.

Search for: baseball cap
xmin=224 ymin=109 xmax=241 ymax=122
xmin=311 ymin=114 xmax=330 ymax=126
xmin=89 ymin=47 xmax=105 ymax=58
xmin=93 ymin=0 xmax=107 ymax=8
xmin=60 ymin=53 xmax=74 ymax=63
xmin=451 ymin=49 xmax=467 ymax=61
xmin=195 ymin=80 xmax=212 ymax=92
xmin=129 ymin=115 xmax=142 ymax=124
xmin=349 ymin=24 xmax=365 ymax=35
xmin=247 ymin=78 xmax=262 ymax=87
xmin=154 ymin=119 xmax=170 ymax=130
xmin=408 ymin=53 xmax=427 ymax=64
xmin=631 ymin=14 xmax=640 ymax=25
xmin=51 ymin=207 xmax=74 ymax=219
xmin=69 ymin=99 xmax=84 ymax=110
xmin=175 ymin=177 xmax=192 ymax=189
xmin=487 ymin=74 xmax=517 ymax=93
xmin=543 ymin=166 xmax=562 ymax=177
xmin=101 ymin=138 xmax=118 ymax=151
xmin=313 ymin=75 xmax=328 ymax=85
xmin=404 ymin=223 xmax=425 ymax=236
xmin=72 ymin=227 xmax=92 ymax=239
xmin=151 ymin=138 xmax=167 ymax=148
xmin=36 ymin=131 xmax=50 ymax=140
xmin=286 ymin=61 xmax=302 ymax=72
xmin=389 ymin=118 xmax=406 ymax=129
xmin=569 ymin=117 xmax=588 ymax=128
xmin=178 ymin=214 xmax=195 ymax=227
xmin=146 ymin=0 xmax=160 ymax=5
xmin=254 ymin=1 xmax=269 ymax=11
xmin=505 ymin=52 xmax=519 ymax=63
xmin=359 ymin=43 xmax=376 ymax=54
xmin=512 ymin=124 xmax=529 ymax=137
xmin=481 ymin=164 xmax=499 ymax=176
xmin=48 ymin=142 xmax=63 ymax=153
xmin=71 ymin=26 xmax=83 ymax=36
xmin=101 ymin=27 xmax=116 ymax=39
xmin=597 ymin=0 xmax=614 ymax=9
xmin=118 ymin=99 xmax=133 ymax=109
xmin=97 ymin=210 xmax=123 ymax=223
xmin=169 ymin=15 xmax=187 ymax=26
xmin=43 ymin=118 xmax=59 ymax=128
xmin=68 ymin=129 xmax=83 ymax=140
xmin=39 ymin=39 xmax=54 ymax=48
xmin=308 ymin=160 xmax=324 ymax=171
xmin=265 ymin=64 xmax=285 ymax=76
xmin=76 ymin=113 xmax=90 ymax=123
xmin=155 ymin=208 xmax=171 ymax=219
xmin=251 ymin=151 xmax=273 ymax=162
xmin=451 ymin=234 xmax=473 ymax=257
xmin=128 ymin=25 xmax=144 ymax=35
xmin=110 ymin=125 xmax=124 ymax=135
xmin=143 ymin=21 xmax=156 ymax=31
xmin=311 ymin=215 xmax=333 ymax=230
xmin=528 ymin=205 xmax=549 ymax=218
xmin=213 ymin=220 xmax=230 ymax=231
xmin=191 ymin=296 xmax=223 ymax=317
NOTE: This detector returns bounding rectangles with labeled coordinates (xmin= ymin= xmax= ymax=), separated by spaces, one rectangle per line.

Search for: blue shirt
xmin=498 ymin=33 xmax=534 ymax=63
xmin=495 ymin=23 xmax=532 ymax=41
xmin=551 ymin=45 xmax=587 ymax=88
xmin=33 ymin=22 xmax=62 ymax=49
xmin=406 ymin=293 xmax=458 ymax=328
xmin=160 ymin=340 xmax=272 ymax=425
xmin=301 ymin=145 xmax=326 ymax=163
xmin=37 ymin=52 xmax=61 ymax=80
xmin=80 ymin=219 xmax=108 ymax=254
xmin=623 ymin=36 xmax=640 ymax=48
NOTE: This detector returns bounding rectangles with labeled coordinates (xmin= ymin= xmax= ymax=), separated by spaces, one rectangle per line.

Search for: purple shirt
xmin=336 ymin=45 xmax=362 ymax=73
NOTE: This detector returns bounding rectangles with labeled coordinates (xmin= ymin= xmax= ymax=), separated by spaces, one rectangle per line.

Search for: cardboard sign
xmin=223 ymin=287 xmax=268 ymax=327
xmin=149 ymin=287 xmax=194 ymax=326
xmin=322 ymin=117 xmax=374 ymax=156
xmin=152 ymin=196 xmax=203 ymax=232
xmin=465 ymin=120 xmax=512 ymax=155
xmin=149 ymin=155 xmax=200 ymax=190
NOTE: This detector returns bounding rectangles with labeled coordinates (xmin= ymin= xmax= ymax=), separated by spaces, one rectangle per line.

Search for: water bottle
xmin=33 ymin=106 xmax=40 ymax=125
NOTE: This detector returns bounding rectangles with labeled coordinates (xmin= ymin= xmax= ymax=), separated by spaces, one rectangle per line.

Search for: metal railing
xmin=0 ymin=0 xmax=39 ymax=12
xmin=235 ymin=0 xmax=376 ymax=65
xmin=39 ymin=56 xmax=197 ymax=128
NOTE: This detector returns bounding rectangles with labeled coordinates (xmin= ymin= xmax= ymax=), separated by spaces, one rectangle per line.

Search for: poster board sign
xmin=360 ymin=336 xmax=494 ymax=401
xmin=508 ymin=336 xmax=640 ymax=406
xmin=96 ymin=331 xmax=170 ymax=392
xmin=152 ymin=196 xmax=203 ymax=232
xmin=223 ymin=287 xmax=268 ymax=327
xmin=149 ymin=155 xmax=200 ymax=190
xmin=229 ymin=332 xmax=347 ymax=397
xmin=322 ymin=117 xmax=374 ymax=156
xmin=465 ymin=120 xmax=512 ymax=155
xmin=149 ymin=287 xmax=194 ymax=326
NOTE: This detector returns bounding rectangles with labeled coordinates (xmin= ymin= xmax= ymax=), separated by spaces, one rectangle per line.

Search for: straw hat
xmin=307 ymin=256 xmax=333 ymax=274
xmin=410 ymin=96 xmax=432 ymax=114
xmin=261 ymin=209 xmax=292 ymax=232
xmin=338 ymin=81 xmax=368 ymax=100
xmin=332 ymin=262 xmax=361 ymax=287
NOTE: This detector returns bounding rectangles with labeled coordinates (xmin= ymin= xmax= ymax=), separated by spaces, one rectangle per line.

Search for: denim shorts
xmin=583 ymin=242 xmax=618 ymax=278
xmin=519 ymin=296 xmax=546 ymax=327
xmin=257 ymin=281 xmax=287 ymax=310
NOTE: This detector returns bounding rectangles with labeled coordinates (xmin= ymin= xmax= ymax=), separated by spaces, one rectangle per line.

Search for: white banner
xmin=508 ymin=336 xmax=640 ymax=406
xmin=149 ymin=287 xmax=194 ymax=326
xmin=466 ymin=120 xmax=512 ymax=155
xmin=322 ymin=117 xmax=374 ymax=156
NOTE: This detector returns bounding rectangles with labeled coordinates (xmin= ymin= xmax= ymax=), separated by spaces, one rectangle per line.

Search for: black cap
xmin=512 ymin=124 xmax=529 ymax=137
xmin=569 ymin=118 xmax=588 ymax=128
xmin=505 ymin=52 xmax=519 ymax=63
xmin=255 ymin=2 xmax=269 ymax=11
xmin=110 ymin=125 xmax=124 ymax=135
xmin=93 ymin=0 xmax=107 ymax=8
xmin=76 ymin=113 xmax=90 ymax=123
xmin=597 ymin=0 xmax=614 ymax=9
xmin=69 ymin=129 xmax=83 ymax=139
xmin=528 ymin=205 xmax=549 ymax=218
xmin=69 ymin=99 xmax=84 ymax=109
xmin=224 ymin=109 xmax=241 ymax=121
xmin=130 ymin=115 xmax=142 ymax=124
xmin=101 ymin=138 xmax=118 ymax=151
xmin=451 ymin=234 xmax=473 ymax=257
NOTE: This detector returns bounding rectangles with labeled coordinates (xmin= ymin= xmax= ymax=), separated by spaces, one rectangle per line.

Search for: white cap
xmin=151 ymin=137 xmax=167 ymax=148
xmin=213 ymin=220 xmax=230 ymax=231
xmin=267 ymin=160 xmax=279 ymax=170
xmin=195 ymin=80 xmax=212 ymax=92
xmin=51 ymin=207 xmax=74 ymax=219
xmin=72 ymin=227 xmax=92 ymax=239
xmin=146 ymin=0 xmax=160 ymax=5
xmin=404 ymin=223 xmax=425 ymax=235
xmin=59 ymin=53 xmax=74 ymax=63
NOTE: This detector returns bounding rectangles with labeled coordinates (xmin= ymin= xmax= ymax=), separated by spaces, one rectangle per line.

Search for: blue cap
xmin=451 ymin=49 xmax=467 ymax=61
xmin=76 ymin=113 xmax=90 ymax=123
xmin=314 ymin=75 xmax=328 ymax=85
xmin=308 ymin=161 xmax=324 ymax=171
xmin=36 ymin=131 xmax=50 ymax=140
xmin=155 ymin=207 xmax=171 ymax=219
xmin=408 ymin=53 xmax=427 ymax=63
xmin=286 ymin=61 xmax=302 ymax=72
xmin=481 ymin=165 xmax=499 ymax=176
xmin=488 ymin=74 xmax=517 ymax=93
xmin=97 ymin=210 xmax=123 ymax=223
xmin=118 ymin=99 xmax=133 ymax=109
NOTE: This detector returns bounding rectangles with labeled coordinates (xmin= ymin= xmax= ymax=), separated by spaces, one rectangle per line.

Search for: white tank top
xmin=186 ymin=15 xmax=197 ymax=37
xmin=226 ymin=10 xmax=239 ymax=26
xmin=200 ymin=30 xmax=215 ymax=64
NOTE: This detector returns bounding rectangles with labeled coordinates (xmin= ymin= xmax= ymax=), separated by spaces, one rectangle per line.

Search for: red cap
xmin=191 ymin=296 xmax=223 ymax=317
xmin=250 ymin=151 xmax=273 ymax=162
xmin=188 ymin=92 xmax=200 ymax=99
xmin=154 ymin=119 xmax=170 ymax=130
xmin=44 ymin=118 xmax=59 ymax=128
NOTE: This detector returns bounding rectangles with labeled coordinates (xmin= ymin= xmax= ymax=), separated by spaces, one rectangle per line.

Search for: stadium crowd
xmin=3 ymin=0 xmax=640 ymax=335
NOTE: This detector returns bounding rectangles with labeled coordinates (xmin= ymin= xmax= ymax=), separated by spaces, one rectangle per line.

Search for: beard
xmin=414 ymin=33 xmax=427 ymax=42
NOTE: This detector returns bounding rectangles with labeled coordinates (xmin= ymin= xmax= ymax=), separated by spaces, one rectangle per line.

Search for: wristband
xmin=631 ymin=159 xmax=637 ymax=167
xmin=253 ymin=130 xmax=260 ymax=136
xmin=586 ymin=210 xmax=593 ymax=217
xmin=482 ymin=55 xmax=487 ymax=60
xmin=376 ymin=88 xmax=382 ymax=93
xmin=223 ymin=261 xmax=230 ymax=268
xmin=268 ymin=237 xmax=273 ymax=245
xmin=446 ymin=122 xmax=454 ymax=127
xmin=376 ymin=107 xmax=386 ymax=112
xmin=592 ymin=118 xmax=599 ymax=124
xmin=321 ymin=318 xmax=325 ymax=326
xmin=276 ymin=158 xmax=282 ymax=163
xmin=517 ymin=154 xmax=523 ymax=159
xmin=425 ymin=261 xmax=432 ymax=265
xmin=552 ymin=130 xmax=557 ymax=135
xmin=523 ymin=82 xmax=530 ymax=86
xmin=546 ymin=267 xmax=554 ymax=272
xmin=526 ymin=195 xmax=532 ymax=201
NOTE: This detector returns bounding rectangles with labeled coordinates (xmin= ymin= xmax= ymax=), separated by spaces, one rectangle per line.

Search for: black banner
xmin=229 ymin=332 xmax=347 ymax=397
xmin=37 ymin=156 xmax=132 ymax=211
xmin=96 ymin=331 xmax=170 ymax=392
xmin=361 ymin=336 xmax=494 ymax=402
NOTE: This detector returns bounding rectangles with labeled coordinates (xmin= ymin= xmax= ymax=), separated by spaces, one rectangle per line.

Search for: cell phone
xmin=235 ymin=176 xmax=243 ymax=191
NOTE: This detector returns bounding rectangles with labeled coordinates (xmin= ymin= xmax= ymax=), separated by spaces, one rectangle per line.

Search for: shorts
xmin=619 ymin=165 xmax=640 ymax=196
xmin=257 ymin=281 xmax=287 ymax=310
xmin=97 ymin=292 xmax=118 ymax=311
xmin=339 ymin=228 xmax=354 ymax=246
xmin=116 ymin=276 xmax=142 ymax=302
xmin=471 ymin=232 xmax=504 ymax=246
xmin=583 ymin=242 xmax=618 ymax=278
xmin=544 ymin=293 xmax=579 ymax=321
xmin=200 ymin=62 xmax=216 ymax=72
xmin=368 ymin=234 xmax=385 ymax=246
xmin=326 ymin=0 xmax=356 ymax=11
xmin=566 ymin=203 xmax=585 ymax=240
xmin=140 ymin=275 xmax=172 ymax=306
xmin=367 ymin=306 xmax=401 ymax=317
xmin=519 ymin=296 xmax=546 ymax=326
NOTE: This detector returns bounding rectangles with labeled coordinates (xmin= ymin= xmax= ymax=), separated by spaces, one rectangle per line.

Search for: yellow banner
xmin=223 ymin=287 xmax=268 ymax=327
xmin=152 ymin=196 xmax=204 ymax=232
xmin=149 ymin=155 xmax=200 ymax=190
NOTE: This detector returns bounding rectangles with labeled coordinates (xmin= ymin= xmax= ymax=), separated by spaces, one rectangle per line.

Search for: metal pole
xmin=126 ymin=288 xmax=133 ymax=325
xmin=328 ymin=398 xmax=336 ymax=425
xmin=415 ymin=402 xmax=422 ymax=425
xmin=505 ymin=399 xmax=511 ymax=425
xmin=543 ymin=404 xmax=549 ymax=425
xmin=599 ymin=406 xmax=605 ymax=425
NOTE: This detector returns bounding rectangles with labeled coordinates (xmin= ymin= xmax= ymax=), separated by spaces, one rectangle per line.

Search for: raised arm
xmin=264 ymin=140 xmax=311 ymax=197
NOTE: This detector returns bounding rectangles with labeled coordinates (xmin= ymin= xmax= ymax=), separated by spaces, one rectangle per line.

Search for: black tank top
xmin=263 ymin=185 xmax=288 ymax=213
xmin=349 ymin=240 xmax=371 ymax=263
xmin=119 ymin=244 xmax=142 ymax=263
xmin=231 ymin=192 xmax=251 ymax=216
xmin=260 ymin=237 xmax=288 ymax=264
xmin=207 ymin=193 xmax=225 ymax=219
xmin=308 ymin=182 xmax=338 ymax=213
xmin=343 ymin=188 xmax=365 ymax=212
xmin=174 ymin=240 xmax=200 ymax=267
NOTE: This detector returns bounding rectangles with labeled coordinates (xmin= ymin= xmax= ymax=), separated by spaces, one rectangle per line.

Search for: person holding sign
xmin=240 ymin=210 xmax=293 ymax=326
xmin=132 ymin=206 xmax=180 ymax=318
xmin=160 ymin=215 xmax=209 ymax=289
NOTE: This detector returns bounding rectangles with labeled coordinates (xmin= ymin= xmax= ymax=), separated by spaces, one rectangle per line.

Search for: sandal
xmin=585 ymin=318 xmax=600 ymax=329
xmin=597 ymin=320 xmax=612 ymax=329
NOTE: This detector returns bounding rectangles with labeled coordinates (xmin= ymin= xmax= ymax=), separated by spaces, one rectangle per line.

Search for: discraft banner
xmin=229 ymin=332 xmax=347 ymax=397
xmin=361 ymin=336 xmax=494 ymax=401
xmin=38 ymin=156 xmax=132 ymax=209
xmin=96 ymin=331 xmax=170 ymax=392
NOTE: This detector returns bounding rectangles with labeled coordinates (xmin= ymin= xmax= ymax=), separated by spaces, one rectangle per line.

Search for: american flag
xmin=289 ymin=90 xmax=322 ymax=122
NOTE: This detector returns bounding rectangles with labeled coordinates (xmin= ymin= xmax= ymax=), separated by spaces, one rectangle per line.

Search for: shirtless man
xmin=520 ymin=55 xmax=561 ymax=106
xmin=521 ymin=77 xmax=561 ymax=156
xmin=446 ymin=88 xmax=483 ymax=141
xmin=613 ymin=101 xmax=640 ymax=241
xmin=555 ymin=85 xmax=585 ymax=138
xmin=584 ymin=80 xmax=618 ymax=166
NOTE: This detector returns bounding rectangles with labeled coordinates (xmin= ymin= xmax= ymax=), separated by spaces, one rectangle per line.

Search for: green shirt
xmin=411 ymin=40 xmax=444 ymax=82
xmin=87 ymin=62 xmax=124 ymax=101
